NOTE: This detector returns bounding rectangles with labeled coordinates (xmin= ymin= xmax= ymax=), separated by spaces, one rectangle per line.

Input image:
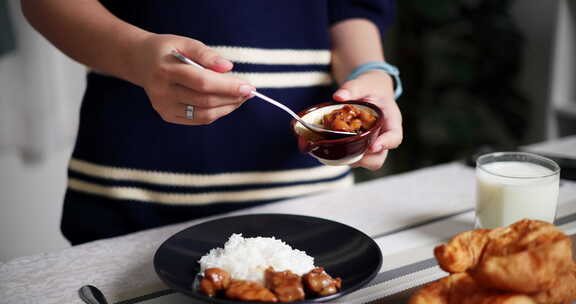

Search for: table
xmin=1 ymin=143 xmax=576 ymax=303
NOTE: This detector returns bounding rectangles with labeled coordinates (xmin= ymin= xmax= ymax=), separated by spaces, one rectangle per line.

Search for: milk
xmin=475 ymin=161 xmax=559 ymax=229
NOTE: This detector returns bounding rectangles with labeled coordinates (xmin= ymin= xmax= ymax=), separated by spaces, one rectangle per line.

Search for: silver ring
xmin=185 ymin=105 xmax=194 ymax=120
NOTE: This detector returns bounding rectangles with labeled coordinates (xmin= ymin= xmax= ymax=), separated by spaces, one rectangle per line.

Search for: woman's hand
xmin=22 ymin=1 xmax=253 ymax=126
xmin=130 ymin=34 xmax=254 ymax=125
xmin=333 ymin=70 xmax=402 ymax=171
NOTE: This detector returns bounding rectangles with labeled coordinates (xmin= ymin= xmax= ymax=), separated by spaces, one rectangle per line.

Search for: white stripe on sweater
xmin=212 ymin=46 xmax=331 ymax=65
xmin=69 ymin=158 xmax=350 ymax=187
xmin=232 ymin=71 xmax=332 ymax=88
xmin=67 ymin=175 xmax=353 ymax=205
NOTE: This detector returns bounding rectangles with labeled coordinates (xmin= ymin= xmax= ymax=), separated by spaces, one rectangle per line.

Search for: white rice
xmin=198 ymin=234 xmax=315 ymax=284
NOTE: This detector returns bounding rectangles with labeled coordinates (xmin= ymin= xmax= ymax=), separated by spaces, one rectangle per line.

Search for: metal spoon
xmin=79 ymin=285 xmax=109 ymax=304
xmin=171 ymin=50 xmax=356 ymax=137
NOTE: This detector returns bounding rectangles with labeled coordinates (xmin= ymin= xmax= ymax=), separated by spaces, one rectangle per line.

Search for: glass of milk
xmin=475 ymin=152 xmax=560 ymax=229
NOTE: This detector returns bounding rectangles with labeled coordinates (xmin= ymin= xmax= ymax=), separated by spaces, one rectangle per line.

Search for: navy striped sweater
xmin=62 ymin=0 xmax=395 ymax=244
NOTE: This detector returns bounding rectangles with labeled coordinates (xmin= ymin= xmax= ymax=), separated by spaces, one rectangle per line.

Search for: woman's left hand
xmin=333 ymin=70 xmax=403 ymax=171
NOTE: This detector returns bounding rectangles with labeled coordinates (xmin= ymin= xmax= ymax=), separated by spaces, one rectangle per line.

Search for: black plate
xmin=153 ymin=214 xmax=382 ymax=303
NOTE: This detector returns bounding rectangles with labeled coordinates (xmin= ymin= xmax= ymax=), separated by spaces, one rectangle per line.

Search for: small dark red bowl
xmin=291 ymin=101 xmax=384 ymax=166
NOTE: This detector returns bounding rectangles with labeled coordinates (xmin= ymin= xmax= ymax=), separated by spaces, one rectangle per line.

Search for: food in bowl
xmin=322 ymin=105 xmax=377 ymax=134
xmin=292 ymin=102 xmax=383 ymax=166
xmin=409 ymin=219 xmax=576 ymax=304
xmin=198 ymin=234 xmax=342 ymax=302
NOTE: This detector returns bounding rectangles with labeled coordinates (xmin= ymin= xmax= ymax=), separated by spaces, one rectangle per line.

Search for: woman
xmin=21 ymin=0 xmax=402 ymax=245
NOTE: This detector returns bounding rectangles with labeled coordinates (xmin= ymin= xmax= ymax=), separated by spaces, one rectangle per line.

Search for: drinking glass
xmin=475 ymin=152 xmax=560 ymax=229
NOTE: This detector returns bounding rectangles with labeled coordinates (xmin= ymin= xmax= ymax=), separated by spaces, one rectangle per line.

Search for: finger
xmin=351 ymin=150 xmax=389 ymax=171
xmin=165 ymin=103 xmax=241 ymax=126
xmin=370 ymin=101 xmax=403 ymax=151
xmin=370 ymin=129 xmax=403 ymax=152
xmin=171 ymin=84 xmax=250 ymax=107
xmin=177 ymin=39 xmax=233 ymax=73
xmin=334 ymin=70 xmax=394 ymax=103
xmin=170 ymin=66 xmax=254 ymax=97
xmin=333 ymin=79 xmax=368 ymax=102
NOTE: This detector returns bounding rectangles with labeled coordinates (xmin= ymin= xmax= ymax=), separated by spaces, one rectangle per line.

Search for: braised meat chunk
xmin=225 ymin=280 xmax=278 ymax=302
xmin=264 ymin=267 xmax=305 ymax=302
xmin=302 ymin=267 xmax=342 ymax=296
xmin=322 ymin=105 xmax=376 ymax=133
xmin=198 ymin=266 xmax=343 ymax=302
xmin=199 ymin=268 xmax=231 ymax=296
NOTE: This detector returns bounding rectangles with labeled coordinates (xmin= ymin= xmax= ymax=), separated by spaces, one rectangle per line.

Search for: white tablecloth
xmin=1 ymin=162 xmax=575 ymax=304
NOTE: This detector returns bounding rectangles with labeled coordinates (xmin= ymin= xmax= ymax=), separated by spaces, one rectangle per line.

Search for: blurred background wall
xmin=0 ymin=0 xmax=85 ymax=261
xmin=0 ymin=0 xmax=575 ymax=261
xmin=378 ymin=0 xmax=558 ymax=173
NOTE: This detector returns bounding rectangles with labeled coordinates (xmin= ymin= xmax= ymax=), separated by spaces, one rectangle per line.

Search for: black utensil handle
xmin=79 ymin=285 xmax=109 ymax=304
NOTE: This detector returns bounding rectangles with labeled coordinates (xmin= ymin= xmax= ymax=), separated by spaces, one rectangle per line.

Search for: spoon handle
xmin=171 ymin=50 xmax=205 ymax=70
xmin=79 ymin=285 xmax=109 ymax=304
xmin=171 ymin=51 xmax=304 ymax=121
xmin=170 ymin=51 xmax=355 ymax=136
xmin=250 ymin=91 xmax=304 ymax=122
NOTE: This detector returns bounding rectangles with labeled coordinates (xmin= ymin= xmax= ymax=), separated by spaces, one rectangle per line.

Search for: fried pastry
xmin=410 ymin=267 xmax=576 ymax=304
xmin=530 ymin=264 xmax=576 ymax=304
xmin=434 ymin=229 xmax=492 ymax=273
xmin=473 ymin=233 xmax=572 ymax=293
xmin=409 ymin=273 xmax=535 ymax=304
xmin=413 ymin=219 xmax=576 ymax=303
xmin=434 ymin=219 xmax=573 ymax=293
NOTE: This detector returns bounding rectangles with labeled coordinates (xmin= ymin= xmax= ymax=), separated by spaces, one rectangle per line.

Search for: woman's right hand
xmin=130 ymin=34 xmax=254 ymax=125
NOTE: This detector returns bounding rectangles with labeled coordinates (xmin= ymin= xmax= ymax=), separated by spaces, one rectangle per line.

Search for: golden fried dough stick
xmin=409 ymin=273 xmax=536 ymax=304
xmin=473 ymin=220 xmax=573 ymax=293
xmin=434 ymin=229 xmax=492 ymax=273
xmin=474 ymin=236 xmax=572 ymax=293
xmin=530 ymin=264 xmax=576 ymax=304
xmin=434 ymin=219 xmax=573 ymax=293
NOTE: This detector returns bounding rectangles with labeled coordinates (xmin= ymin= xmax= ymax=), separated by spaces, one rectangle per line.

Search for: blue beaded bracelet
xmin=345 ymin=61 xmax=403 ymax=99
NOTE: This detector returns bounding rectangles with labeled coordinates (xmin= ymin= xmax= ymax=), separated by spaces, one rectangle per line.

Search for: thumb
xmin=181 ymin=39 xmax=233 ymax=73
xmin=333 ymin=79 xmax=363 ymax=102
